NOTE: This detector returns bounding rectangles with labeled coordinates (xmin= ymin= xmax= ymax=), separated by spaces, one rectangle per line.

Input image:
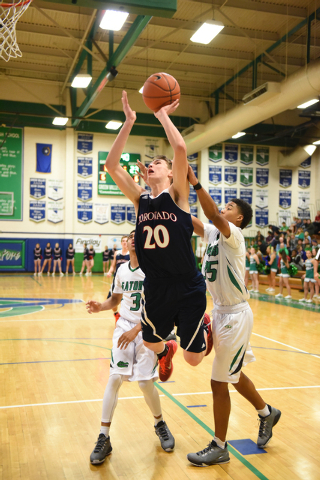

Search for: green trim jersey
xmin=249 ymin=255 xmax=258 ymax=272
xmin=305 ymin=259 xmax=314 ymax=279
xmin=280 ymin=258 xmax=289 ymax=275
xmin=245 ymin=256 xmax=250 ymax=268
xmin=113 ymin=262 xmax=145 ymax=324
xmin=270 ymin=255 xmax=278 ymax=270
xmin=202 ymin=222 xmax=249 ymax=307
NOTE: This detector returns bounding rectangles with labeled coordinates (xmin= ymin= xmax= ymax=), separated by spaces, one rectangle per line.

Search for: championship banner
xmin=240 ymin=145 xmax=254 ymax=165
xmin=298 ymin=170 xmax=311 ymax=188
xmin=187 ymin=153 xmax=198 ymax=162
xmin=256 ymin=189 xmax=268 ymax=209
xmin=77 ymin=181 xmax=93 ymax=202
xmin=94 ymin=203 xmax=109 ymax=225
xmin=256 ymin=208 xmax=269 ymax=228
xmin=240 ymin=167 xmax=253 ymax=186
xmin=224 ymin=166 xmax=237 ymax=185
xmin=145 ymin=138 xmax=160 ymax=157
xmin=36 ymin=143 xmax=52 ymax=173
xmin=126 ymin=205 xmax=136 ymax=225
xmin=240 ymin=188 xmax=253 ymax=205
xmin=74 ymin=235 xmax=102 ymax=253
xmin=297 ymin=208 xmax=310 ymax=219
xmin=189 ymin=186 xmax=197 ymax=205
xmin=77 ymin=133 xmax=93 ymax=154
xmin=30 ymin=178 xmax=46 ymax=199
xmin=224 ymin=144 xmax=238 ymax=163
xmin=111 ymin=204 xmax=126 ymax=224
xmin=279 ymin=169 xmax=292 ymax=188
xmin=278 ymin=210 xmax=291 ymax=227
xmin=209 ymin=187 xmax=222 ymax=206
xmin=279 ymin=191 xmax=292 ymax=209
xmin=256 ymin=147 xmax=269 ymax=166
xmin=47 ymin=200 xmax=63 ymax=224
xmin=256 ymin=168 xmax=269 ymax=187
xmin=29 ymin=201 xmax=45 ymax=222
xmin=225 ymin=188 xmax=237 ymax=204
xmin=209 ymin=144 xmax=222 ymax=162
xmin=209 ymin=165 xmax=222 ymax=184
xmin=77 ymin=203 xmax=93 ymax=223
xmin=300 ymin=157 xmax=311 ymax=169
xmin=298 ymin=191 xmax=310 ymax=210
xmin=190 ymin=164 xmax=198 ymax=177
xmin=190 ymin=206 xmax=198 ymax=218
xmin=48 ymin=179 xmax=64 ymax=201
xmin=77 ymin=157 xmax=93 ymax=178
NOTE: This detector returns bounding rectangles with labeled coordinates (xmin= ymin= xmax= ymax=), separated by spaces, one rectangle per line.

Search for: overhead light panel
xmin=106 ymin=121 xmax=123 ymax=130
xmin=312 ymin=140 xmax=320 ymax=145
xmin=232 ymin=132 xmax=246 ymax=139
xmin=53 ymin=117 xmax=68 ymax=126
xmin=71 ymin=74 xmax=92 ymax=88
xmin=190 ymin=20 xmax=224 ymax=45
xmin=297 ymin=99 xmax=319 ymax=109
xmin=100 ymin=10 xmax=129 ymax=31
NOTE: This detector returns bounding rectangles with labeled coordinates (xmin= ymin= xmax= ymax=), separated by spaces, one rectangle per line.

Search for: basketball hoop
xmin=0 ymin=0 xmax=32 ymax=62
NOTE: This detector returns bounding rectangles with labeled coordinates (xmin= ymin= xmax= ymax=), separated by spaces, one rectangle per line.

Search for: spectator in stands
xmin=297 ymin=244 xmax=307 ymax=262
xmin=280 ymin=221 xmax=288 ymax=232
xmin=295 ymin=228 xmax=305 ymax=242
xmin=303 ymin=231 xmax=311 ymax=246
xmin=291 ymin=249 xmax=304 ymax=270
xmin=287 ymin=233 xmax=296 ymax=252
xmin=266 ymin=230 xmax=274 ymax=244
xmin=40 ymin=242 xmax=53 ymax=275
xmin=314 ymin=211 xmax=320 ymax=234
xmin=269 ymin=224 xmax=280 ymax=235
xmin=311 ymin=238 xmax=319 ymax=249
xmin=255 ymin=230 xmax=265 ymax=242
xmin=66 ymin=243 xmax=75 ymax=275
xmin=270 ymin=232 xmax=280 ymax=249
xmin=305 ymin=219 xmax=315 ymax=236
xmin=290 ymin=217 xmax=299 ymax=233
xmin=276 ymin=235 xmax=286 ymax=253
xmin=34 ymin=243 xmax=42 ymax=276
xmin=295 ymin=217 xmax=304 ymax=231
xmin=302 ymin=219 xmax=308 ymax=231
xmin=257 ymin=239 xmax=268 ymax=255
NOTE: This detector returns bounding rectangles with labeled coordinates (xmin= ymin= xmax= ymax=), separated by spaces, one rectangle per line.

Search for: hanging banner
xmin=298 ymin=191 xmax=310 ymax=210
xmin=209 ymin=187 xmax=222 ymax=206
xmin=29 ymin=201 xmax=45 ymax=222
xmin=278 ymin=210 xmax=291 ymax=227
xmin=297 ymin=208 xmax=310 ymax=219
xmin=126 ymin=205 xmax=136 ymax=225
xmin=190 ymin=206 xmax=198 ymax=217
xmin=30 ymin=178 xmax=46 ymax=199
xmin=111 ymin=204 xmax=126 ymax=224
xmin=36 ymin=143 xmax=52 ymax=173
xmin=240 ymin=188 xmax=253 ymax=205
xmin=94 ymin=203 xmax=109 ymax=224
xmin=77 ymin=157 xmax=93 ymax=178
xmin=256 ymin=208 xmax=269 ymax=228
xmin=224 ymin=144 xmax=238 ymax=163
xmin=225 ymin=188 xmax=237 ymax=204
xmin=209 ymin=165 xmax=222 ymax=184
xmin=240 ymin=145 xmax=254 ymax=165
xmin=256 ymin=147 xmax=269 ymax=166
xmin=48 ymin=179 xmax=64 ymax=201
xmin=77 ymin=181 xmax=93 ymax=202
xmin=47 ymin=200 xmax=64 ymax=224
xmin=279 ymin=191 xmax=292 ymax=209
xmin=77 ymin=133 xmax=93 ymax=154
xmin=224 ymin=166 xmax=237 ymax=185
xmin=300 ymin=157 xmax=311 ymax=169
xmin=190 ymin=164 xmax=198 ymax=177
xmin=189 ymin=187 xmax=197 ymax=205
xmin=209 ymin=144 xmax=222 ymax=162
xmin=145 ymin=138 xmax=160 ymax=157
xmin=77 ymin=202 xmax=93 ymax=223
xmin=256 ymin=189 xmax=268 ymax=209
xmin=240 ymin=167 xmax=253 ymax=186
xmin=74 ymin=235 xmax=102 ymax=253
xmin=279 ymin=169 xmax=292 ymax=188
xmin=187 ymin=153 xmax=198 ymax=162
xmin=298 ymin=170 xmax=311 ymax=188
xmin=256 ymin=168 xmax=269 ymax=187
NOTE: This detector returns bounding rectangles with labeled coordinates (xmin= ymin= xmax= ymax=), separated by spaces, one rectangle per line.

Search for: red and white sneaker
xmin=204 ymin=313 xmax=213 ymax=356
xmin=114 ymin=312 xmax=120 ymax=325
xmin=158 ymin=340 xmax=178 ymax=382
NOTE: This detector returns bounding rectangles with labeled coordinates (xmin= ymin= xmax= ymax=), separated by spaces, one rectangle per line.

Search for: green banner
xmin=240 ymin=167 xmax=253 ymax=186
xmin=256 ymin=147 xmax=269 ymax=166
xmin=240 ymin=145 xmax=254 ymax=165
xmin=98 ymin=152 xmax=140 ymax=196
xmin=209 ymin=144 xmax=222 ymax=162
xmin=0 ymin=127 xmax=23 ymax=220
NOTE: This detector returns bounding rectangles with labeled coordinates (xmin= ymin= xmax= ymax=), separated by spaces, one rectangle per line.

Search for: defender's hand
xmin=86 ymin=300 xmax=102 ymax=314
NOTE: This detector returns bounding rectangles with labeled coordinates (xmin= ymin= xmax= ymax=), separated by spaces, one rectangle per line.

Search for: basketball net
xmin=0 ymin=0 xmax=32 ymax=62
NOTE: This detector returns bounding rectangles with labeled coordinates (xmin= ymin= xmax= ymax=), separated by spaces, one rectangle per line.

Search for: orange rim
xmin=0 ymin=0 xmax=32 ymax=7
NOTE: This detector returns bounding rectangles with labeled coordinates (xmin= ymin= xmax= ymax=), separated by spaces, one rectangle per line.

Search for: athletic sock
xmin=154 ymin=415 xmax=164 ymax=426
xmin=100 ymin=426 xmax=109 ymax=437
xmin=257 ymin=404 xmax=270 ymax=417
xmin=214 ymin=436 xmax=226 ymax=449
xmin=157 ymin=344 xmax=169 ymax=360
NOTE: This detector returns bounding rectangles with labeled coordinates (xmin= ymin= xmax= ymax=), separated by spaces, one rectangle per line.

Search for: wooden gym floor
xmin=0 ymin=273 xmax=319 ymax=480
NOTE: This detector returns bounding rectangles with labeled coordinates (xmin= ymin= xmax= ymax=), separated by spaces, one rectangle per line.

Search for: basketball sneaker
xmin=90 ymin=433 xmax=112 ymax=464
xmin=299 ymin=298 xmax=306 ymax=302
xmin=187 ymin=440 xmax=230 ymax=466
xmin=154 ymin=421 xmax=175 ymax=452
xmin=165 ymin=330 xmax=177 ymax=342
xmin=203 ymin=313 xmax=213 ymax=356
xmin=275 ymin=293 xmax=283 ymax=298
xmin=113 ymin=312 xmax=120 ymax=323
xmin=158 ymin=340 xmax=177 ymax=382
xmin=257 ymin=404 xmax=281 ymax=448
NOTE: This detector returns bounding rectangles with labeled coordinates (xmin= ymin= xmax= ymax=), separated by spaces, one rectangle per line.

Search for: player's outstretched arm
xmin=86 ymin=293 xmax=122 ymax=314
xmin=191 ymin=215 xmax=204 ymax=237
xmin=105 ymin=91 xmax=144 ymax=207
xmin=188 ymin=165 xmax=231 ymax=238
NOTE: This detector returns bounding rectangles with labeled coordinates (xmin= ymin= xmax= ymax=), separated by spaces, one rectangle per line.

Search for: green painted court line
xmin=30 ymin=275 xmax=42 ymax=287
xmin=249 ymin=292 xmax=320 ymax=312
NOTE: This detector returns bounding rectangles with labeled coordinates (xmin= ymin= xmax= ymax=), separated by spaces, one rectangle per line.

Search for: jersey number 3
xmin=143 ymin=225 xmax=169 ymax=249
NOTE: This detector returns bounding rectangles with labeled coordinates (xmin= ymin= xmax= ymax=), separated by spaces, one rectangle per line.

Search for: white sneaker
xmin=38 ymin=272 xmax=42 ymax=276
xmin=47 ymin=272 xmax=50 ymax=276
xmin=299 ymin=298 xmax=306 ymax=302
xmin=254 ymin=290 xmax=259 ymax=293
xmin=269 ymin=288 xmax=275 ymax=292
xmin=266 ymin=288 xmax=271 ymax=291
xmin=79 ymin=272 xmax=82 ymax=276
xmin=306 ymin=299 xmax=312 ymax=303
xmin=275 ymin=293 xmax=283 ymax=297
xmin=73 ymin=272 xmax=76 ymax=276
xmin=89 ymin=272 xmax=92 ymax=276
xmin=85 ymin=272 xmax=89 ymax=276
xmin=65 ymin=272 xmax=68 ymax=276
xmin=104 ymin=272 xmax=107 ymax=276
xmin=60 ymin=273 xmax=64 ymax=277
xmin=34 ymin=272 xmax=37 ymax=276
xmin=285 ymin=295 xmax=292 ymax=299
xmin=52 ymin=273 xmax=55 ymax=276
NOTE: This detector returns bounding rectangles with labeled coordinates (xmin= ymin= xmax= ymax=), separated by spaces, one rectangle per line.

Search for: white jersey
xmin=202 ymin=222 xmax=250 ymax=307
xmin=113 ymin=262 xmax=145 ymax=324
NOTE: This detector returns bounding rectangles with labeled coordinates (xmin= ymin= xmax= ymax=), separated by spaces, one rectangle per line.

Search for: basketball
xmin=142 ymin=72 xmax=180 ymax=112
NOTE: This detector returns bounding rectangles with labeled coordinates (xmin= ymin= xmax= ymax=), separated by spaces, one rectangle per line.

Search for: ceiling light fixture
xmin=232 ymin=132 xmax=246 ymax=139
xmin=303 ymin=144 xmax=317 ymax=156
xmin=190 ymin=20 xmax=224 ymax=45
xmin=100 ymin=10 xmax=129 ymax=31
xmin=71 ymin=74 xmax=92 ymax=88
xmin=52 ymin=117 xmax=68 ymax=126
xmin=312 ymin=140 xmax=320 ymax=145
xmin=297 ymin=99 xmax=319 ymax=109
xmin=106 ymin=121 xmax=123 ymax=130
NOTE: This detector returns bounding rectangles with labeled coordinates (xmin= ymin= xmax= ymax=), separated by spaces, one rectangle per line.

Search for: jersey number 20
xmin=143 ymin=225 xmax=169 ymax=249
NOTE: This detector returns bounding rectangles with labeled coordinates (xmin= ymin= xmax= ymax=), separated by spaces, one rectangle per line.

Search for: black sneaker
xmin=257 ymin=404 xmax=281 ymax=448
xmin=187 ymin=440 xmax=230 ymax=466
xmin=154 ymin=421 xmax=175 ymax=451
xmin=90 ymin=434 xmax=112 ymax=464
xmin=165 ymin=330 xmax=177 ymax=342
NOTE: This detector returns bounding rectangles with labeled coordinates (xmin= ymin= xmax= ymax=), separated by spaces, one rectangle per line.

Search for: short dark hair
xmin=153 ymin=155 xmax=172 ymax=169
xmin=231 ymin=198 xmax=253 ymax=229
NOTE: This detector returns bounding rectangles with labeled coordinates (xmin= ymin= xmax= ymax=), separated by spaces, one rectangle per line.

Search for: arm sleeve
xmin=221 ymin=222 xmax=243 ymax=249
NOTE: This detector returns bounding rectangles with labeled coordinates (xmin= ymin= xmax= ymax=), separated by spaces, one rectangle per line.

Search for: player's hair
xmin=231 ymin=198 xmax=253 ymax=229
xmin=121 ymin=235 xmax=128 ymax=242
xmin=153 ymin=155 xmax=172 ymax=169
xmin=128 ymin=230 xmax=135 ymax=236
xmin=280 ymin=249 xmax=287 ymax=263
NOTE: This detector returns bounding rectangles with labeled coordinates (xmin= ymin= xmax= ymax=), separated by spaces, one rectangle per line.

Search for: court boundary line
xmin=252 ymin=332 xmax=320 ymax=359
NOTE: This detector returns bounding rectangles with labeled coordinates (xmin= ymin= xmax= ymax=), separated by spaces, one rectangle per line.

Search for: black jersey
xmin=103 ymin=250 xmax=110 ymax=262
xmin=135 ymin=190 xmax=197 ymax=279
xmin=34 ymin=247 xmax=42 ymax=260
xmin=115 ymin=250 xmax=130 ymax=273
xmin=83 ymin=248 xmax=89 ymax=260
xmin=54 ymin=248 xmax=62 ymax=259
xmin=66 ymin=247 xmax=75 ymax=259
xmin=87 ymin=248 xmax=95 ymax=259
xmin=44 ymin=247 xmax=52 ymax=259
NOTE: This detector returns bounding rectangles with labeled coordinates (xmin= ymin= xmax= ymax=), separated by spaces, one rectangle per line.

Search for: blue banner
xmin=126 ymin=205 xmax=136 ymax=225
xmin=298 ymin=170 xmax=311 ymax=188
xmin=297 ymin=208 xmax=310 ymax=219
xmin=77 ymin=157 xmax=93 ymax=178
xmin=189 ymin=186 xmax=197 ymax=205
xmin=77 ymin=203 xmax=93 ymax=223
xmin=240 ymin=188 xmax=253 ymax=205
xmin=30 ymin=178 xmax=46 ymax=199
xmin=77 ymin=133 xmax=93 ymax=154
xmin=111 ymin=204 xmax=126 ymax=224
xmin=209 ymin=187 xmax=222 ymax=205
xmin=209 ymin=165 xmax=222 ymax=184
xmin=224 ymin=166 xmax=237 ymax=185
xmin=29 ymin=201 xmax=45 ymax=222
xmin=36 ymin=144 xmax=52 ymax=173
xmin=256 ymin=168 xmax=269 ymax=187
xmin=187 ymin=153 xmax=198 ymax=162
xmin=0 ymin=241 xmax=25 ymax=269
xmin=279 ymin=169 xmax=292 ymax=188
xmin=190 ymin=206 xmax=198 ymax=218
xmin=300 ymin=157 xmax=311 ymax=169
xmin=225 ymin=188 xmax=237 ymax=204
xmin=224 ymin=144 xmax=238 ymax=163
xmin=190 ymin=164 xmax=198 ymax=177
xmin=256 ymin=208 xmax=269 ymax=227
xmin=77 ymin=181 xmax=93 ymax=202
xmin=279 ymin=191 xmax=292 ymax=209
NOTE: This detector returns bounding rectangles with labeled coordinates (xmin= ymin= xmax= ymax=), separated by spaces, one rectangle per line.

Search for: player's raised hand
xmin=187 ymin=164 xmax=198 ymax=186
xmin=121 ymin=91 xmax=136 ymax=123
xmin=86 ymin=300 xmax=102 ymax=314
xmin=154 ymin=99 xmax=179 ymax=119
xmin=136 ymin=160 xmax=150 ymax=187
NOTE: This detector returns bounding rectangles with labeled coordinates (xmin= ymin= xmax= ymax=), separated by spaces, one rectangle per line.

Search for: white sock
xmin=100 ymin=426 xmax=109 ymax=437
xmin=214 ymin=436 xmax=226 ymax=449
xmin=257 ymin=404 xmax=270 ymax=417
xmin=154 ymin=415 xmax=164 ymax=426
xmin=138 ymin=380 xmax=162 ymax=424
